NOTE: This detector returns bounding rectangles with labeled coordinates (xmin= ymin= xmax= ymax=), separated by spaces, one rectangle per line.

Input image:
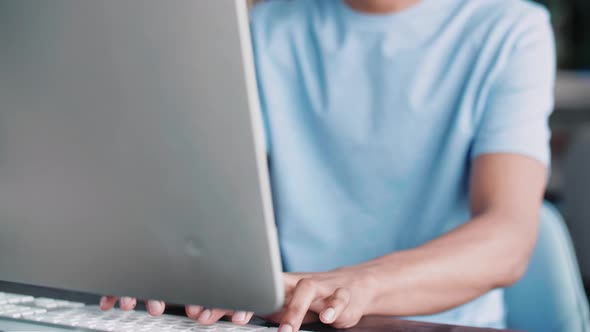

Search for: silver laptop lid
xmin=0 ymin=0 xmax=283 ymax=313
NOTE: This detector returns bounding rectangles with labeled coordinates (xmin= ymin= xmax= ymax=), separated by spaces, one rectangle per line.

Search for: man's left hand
xmin=269 ymin=268 xmax=377 ymax=332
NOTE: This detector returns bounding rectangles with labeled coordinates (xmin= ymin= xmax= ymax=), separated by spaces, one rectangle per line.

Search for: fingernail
xmin=234 ymin=311 xmax=247 ymax=322
xmin=199 ymin=309 xmax=211 ymax=321
xmin=278 ymin=324 xmax=293 ymax=332
xmin=187 ymin=305 xmax=203 ymax=317
xmin=147 ymin=300 xmax=163 ymax=314
xmin=120 ymin=297 xmax=134 ymax=309
xmin=322 ymin=308 xmax=336 ymax=322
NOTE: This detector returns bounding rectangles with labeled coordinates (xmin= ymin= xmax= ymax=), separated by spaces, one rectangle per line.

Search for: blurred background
xmin=533 ymin=0 xmax=590 ymax=295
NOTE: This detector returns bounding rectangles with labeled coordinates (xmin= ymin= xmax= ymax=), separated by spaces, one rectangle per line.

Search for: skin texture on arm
xmin=365 ymin=153 xmax=547 ymax=316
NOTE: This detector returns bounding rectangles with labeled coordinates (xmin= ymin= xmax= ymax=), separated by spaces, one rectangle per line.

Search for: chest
xmin=279 ymin=35 xmax=481 ymax=145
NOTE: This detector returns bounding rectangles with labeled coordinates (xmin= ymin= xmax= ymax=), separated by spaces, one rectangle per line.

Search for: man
xmin=101 ymin=0 xmax=556 ymax=329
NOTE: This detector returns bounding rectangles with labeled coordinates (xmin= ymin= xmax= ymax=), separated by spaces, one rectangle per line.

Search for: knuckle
xmin=334 ymin=288 xmax=351 ymax=302
xmin=335 ymin=287 xmax=351 ymax=297
xmin=329 ymin=288 xmax=351 ymax=308
xmin=296 ymin=278 xmax=316 ymax=291
xmin=330 ymin=297 xmax=348 ymax=309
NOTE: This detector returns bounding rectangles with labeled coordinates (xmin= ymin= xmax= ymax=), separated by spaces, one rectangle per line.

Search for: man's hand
xmin=269 ymin=269 xmax=376 ymax=332
xmin=99 ymin=297 xmax=165 ymax=316
xmin=99 ymin=296 xmax=254 ymax=325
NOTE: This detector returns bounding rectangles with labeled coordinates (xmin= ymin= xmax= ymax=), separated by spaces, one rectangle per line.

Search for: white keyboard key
xmin=235 ymin=327 xmax=267 ymax=332
xmin=34 ymin=297 xmax=58 ymax=303
xmin=33 ymin=308 xmax=48 ymax=314
xmin=19 ymin=310 xmax=38 ymax=317
xmin=11 ymin=304 xmax=47 ymax=313
xmin=62 ymin=301 xmax=86 ymax=308
xmin=0 ymin=293 xmax=289 ymax=332
xmin=198 ymin=325 xmax=217 ymax=330
xmin=0 ymin=304 xmax=17 ymax=311
xmin=54 ymin=300 xmax=84 ymax=308
xmin=0 ymin=293 xmax=34 ymax=304
xmin=33 ymin=298 xmax=60 ymax=309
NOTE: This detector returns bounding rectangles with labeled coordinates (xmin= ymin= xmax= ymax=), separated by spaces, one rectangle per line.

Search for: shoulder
xmin=446 ymin=0 xmax=554 ymax=68
xmin=483 ymin=0 xmax=549 ymax=18
xmin=460 ymin=0 xmax=550 ymax=24
xmin=459 ymin=0 xmax=552 ymax=42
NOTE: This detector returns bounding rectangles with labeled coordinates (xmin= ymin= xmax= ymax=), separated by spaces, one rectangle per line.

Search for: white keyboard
xmin=0 ymin=292 xmax=280 ymax=332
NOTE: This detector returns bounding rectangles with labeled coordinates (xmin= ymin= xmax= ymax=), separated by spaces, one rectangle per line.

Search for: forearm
xmin=272 ymin=155 xmax=546 ymax=331
xmin=362 ymin=210 xmax=539 ymax=317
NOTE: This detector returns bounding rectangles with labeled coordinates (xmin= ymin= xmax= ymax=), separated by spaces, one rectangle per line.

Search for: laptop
xmin=0 ymin=0 xmax=284 ymax=330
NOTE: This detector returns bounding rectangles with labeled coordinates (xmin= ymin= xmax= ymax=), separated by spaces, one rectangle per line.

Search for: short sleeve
xmin=471 ymin=8 xmax=556 ymax=166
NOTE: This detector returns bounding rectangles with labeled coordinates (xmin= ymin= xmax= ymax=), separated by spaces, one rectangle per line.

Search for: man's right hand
xmin=99 ymin=296 xmax=255 ymax=325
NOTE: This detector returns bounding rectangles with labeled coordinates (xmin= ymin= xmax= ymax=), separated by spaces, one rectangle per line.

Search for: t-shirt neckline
xmin=335 ymin=0 xmax=440 ymax=30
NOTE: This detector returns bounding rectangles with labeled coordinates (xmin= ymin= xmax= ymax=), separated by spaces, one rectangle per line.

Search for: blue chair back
xmin=505 ymin=203 xmax=590 ymax=331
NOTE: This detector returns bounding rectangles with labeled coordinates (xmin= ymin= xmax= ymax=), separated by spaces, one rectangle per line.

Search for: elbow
xmin=500 ymin=258 xmax=529 ymax=287
xmin=495 ymin=218 xmax=539 ymax=287
xmin=494 ymin=249 xmax=532 ymax=287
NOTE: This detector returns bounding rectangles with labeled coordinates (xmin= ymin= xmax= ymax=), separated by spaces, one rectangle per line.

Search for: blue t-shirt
xmin=250 ymin=0 xmax=555 ymax=328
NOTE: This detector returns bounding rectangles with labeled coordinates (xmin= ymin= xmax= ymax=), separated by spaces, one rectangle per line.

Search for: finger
xmin=186 ymin=305 xmax=204 ymax=320
xmin=119 ymin=297 xmax=137 ymax=311
xmin=331 ymin=304 xmax=363 ymax=329
xmin=199 ymin=308 xmax=230 ymax=325
xmin=331 ymin=308 xmax=363 ymax=330
xmin=283 ymin=273 xmax=304 ymax=289
xmin=320 ymin=288 xmax=351 ymax=324
xmin=146 ymin=300 xmax=166 ymax=316
xmin=232 ymin=311 xmax=254 ymax=325
xmin=99 ymin=296 xmax=118 ymax=311
xmin=280 ymin=279 xmax=321 ymax=332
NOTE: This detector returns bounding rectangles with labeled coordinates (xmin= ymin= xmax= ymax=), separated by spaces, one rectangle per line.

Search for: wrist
xmin=347 ymin=261 xmax=383 ymax=316
xmin=355 ymin=254 xmax=411 ymax=316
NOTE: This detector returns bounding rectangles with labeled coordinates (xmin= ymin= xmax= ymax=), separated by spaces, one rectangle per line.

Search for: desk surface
xmin=0 ymin=281 xmax=513 ymax=332
xmin=303 ymin=317 xmax=511 ymax=332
